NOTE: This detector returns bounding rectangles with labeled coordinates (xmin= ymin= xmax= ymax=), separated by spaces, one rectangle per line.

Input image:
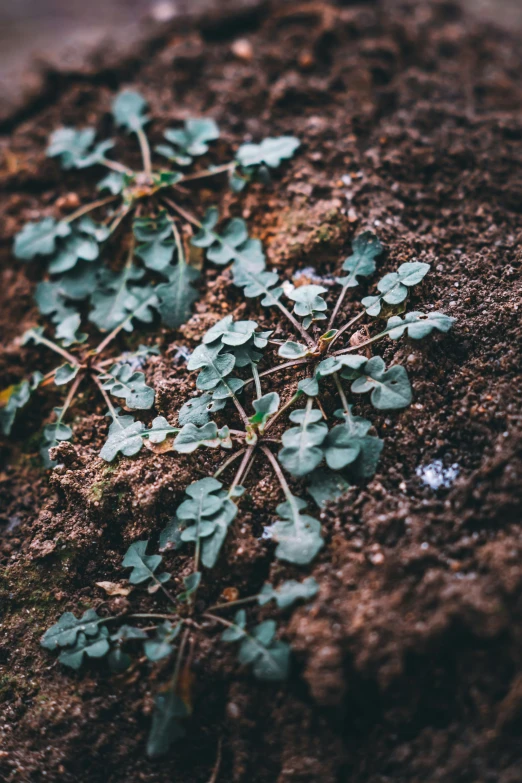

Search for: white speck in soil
xmin=416 ymin=459 xmax=459 ymax=490
xmin=261 ymin=525 xmax=274 ymax=540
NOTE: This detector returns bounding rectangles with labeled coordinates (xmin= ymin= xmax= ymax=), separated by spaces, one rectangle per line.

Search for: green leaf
xmin=14 ymin=218 xmax=71 ymax=261
xmin=348 ymin=356 xmax=412 ymax=410
xmin=58 ymin=627 xmax=110 ymax=670
xmin=297 ymin=376 xmax=319 ymax=397
xmin=322 ymin=408 xmax=383 ymax=476
xmin=187 ymin=343 xmax=243 ymax=400
xmin=0 ymin=380 xmax=31 ymax=435
xmin=288 ymin=284 xmax=328 ymax=329
xmin=192 ymin=209 xmax=265 ymax=269
xmin=307 ymin=468 xmax=351 ymax=507
xmin=144 ymin=621 xmax=181 ymax=661
xmin=122 ymin=540 xmax=170 ymax=591
xmin=97 ymin=171 xmax=126 ymax=194
xmin=178 ymin=393 xmax=213 ymax=427
xmin=99 ymin=414 xmax=144 ymax=461
xmin=221 ymin=610 xmax=247 ymax=642
xmin=54 ymin=363 xmax=79 ymax=387
xmin=279 ymin=406 xmax=327 ymax=477
xmin=232 ymin=264 xmax=283 ymax=308
xmin=173 ymin=478 xmax=237 ymax=568
xmin=278 ymin=341 xmax=309 ymax=359
xmin=112 ymin=90 xmax=149 ymax=132
xmin=100 ymin=363 xmax=155 ymax=410
xmin=203 ymin=315 xmax=258 ymax=347
xmin=362 ymin=261 xmax=430 ymax=315
xmin=384 ymin=311 xmax=455 ymax=340
xmin=100 ymin=413 xmax=178 ymax=461
xmin=236 ymin=136 xmax=300 ymax=169
xmin=147 ymin=690 xmax=187 ymax=759
xmin=174 ymin=422 xmax=232 ymax=453
xmin=238 ymin=622 xmax=290 ymax=681
xmin=89 ymin=266 xmax=157 ymax=333
xmin=157 ymin=118 xmax=219 ymax=164
xmin=156 ymin=262 xmax=200 ymax=329
xmin=55 ymin=313 xmax=88 ymax=347
xmin=133 ymin=212 xmax=174 ymax=272
xmin=258 ymin=577 xmax=319 ymax=609
xmin=249 ymin=392 xmax=280 ymax=431
xmin=337 ymin=230 xmax=382 ymax=288
xmin=271 ymin=496 xmax=323 ymax=565
xmin=47 ymin=127 xmax=114 ymax=170
xmin=41 ymin=608 xmax=104 ymax=650
xmin=178 ymin=571 xmax=202 ymax=602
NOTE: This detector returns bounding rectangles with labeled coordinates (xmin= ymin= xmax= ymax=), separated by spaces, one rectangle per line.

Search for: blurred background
xmin=0 ymin=0 xmax=521 ymax=121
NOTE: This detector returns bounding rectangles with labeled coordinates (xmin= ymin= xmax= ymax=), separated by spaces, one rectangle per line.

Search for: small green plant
xmin=2 ymin=90 xmax=300 ymax=462
xmin=40 ymin=221 xmax=454 ymax=753
xmin=6 ymin=87 xmax=455 ymax=758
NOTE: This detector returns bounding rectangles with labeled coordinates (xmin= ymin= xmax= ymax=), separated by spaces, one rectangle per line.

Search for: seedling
xmin=6 ymin=87 xmax=455 ymax=758
xmin=2 ymin=90 xmax=300 ymax=462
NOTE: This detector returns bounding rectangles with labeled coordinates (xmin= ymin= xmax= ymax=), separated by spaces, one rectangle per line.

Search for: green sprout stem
xmin=251 ymin=363 xmax=262 ymax=399
xmin=92 ymin=373 xmax=121 ymax=422
xmin=100 ymin=157 xmax=133 ymax=175
xmin=26 ymin=329 xmax=79 ymax=366
xmin=228 ymin=445 xmax=255 ymax=498
xmin=207 ymin=595 xmax=258 ymax=612
xmin=333 ymin=372 xmax=349 ymax=414
xmin=135 ymin=126 xmax=152 ymax=177
xmin=55 ymin=371 xmax=85 ymax=425
xmin=180 ymin=163 xmax=236 ymax=182
xmin=260 ymin=444 xmax=301 ymax=522
xmin=327 ymin=309 xmax=365 ymax=350
xmin=332 ymin=328 xmax=388 ymax=356
xmin=213 ymin=449 xmax=246 ymax=479
xmin=263 ymin=391 xmax=301 ymax=434
xmin=63 ymin=195 xmax=118 ymax=225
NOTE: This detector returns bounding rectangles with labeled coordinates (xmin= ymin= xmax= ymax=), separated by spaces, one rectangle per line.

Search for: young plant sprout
xmin=2 ymin=88 xmax=455 ymax=758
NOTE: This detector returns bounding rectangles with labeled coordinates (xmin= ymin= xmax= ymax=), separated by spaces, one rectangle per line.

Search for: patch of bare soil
xmin=1 ymin=1 xmax=522 ymax=781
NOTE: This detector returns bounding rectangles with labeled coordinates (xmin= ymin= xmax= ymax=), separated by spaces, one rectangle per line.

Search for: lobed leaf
xmin=41 ymin=608 xmax=104 ymax=650
xmin=362 ymin=261 xmax=430 ymax=315
xmin=14 ymin=218 xmax=71 ymax=261
xmin=271 ymin=496 xmax=323 ymax=565
xmin=258 ymin=577 xmax=319 ymax=609
xmin=47 ymin=127 xmax=114 ymax=170
xmin=345 ymin=356 xmax=412 ymax=410
xmin=279 ymin=406 xmax=327 ymax=477
xmin=100 ymin=363 xmax=155 ymax=410
xmin=112 ymin=90 xmax=149 ymax=133
xmin=288 ymin=284 xmax=328 ymax=329
xmin=337 ymin=230 xmax=382 ymax=288
xmin=236 ymin=136 xmax=300 ymax=169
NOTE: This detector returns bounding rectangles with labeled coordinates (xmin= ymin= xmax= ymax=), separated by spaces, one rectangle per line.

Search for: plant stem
xmin=243 ymin=358 xmax=310 ymax=389
xmin=251 ymin=363 xmax=262 ymax=399
xmin=332 ymin=329 xmax=388 ymax=356
xmin=180 ymin=163 xmax=235 ymax=182
xmin=260 ymin=445 xmax=300 ymax=519
xmin=169 ymin=216 xmax=185 ymax=265
xmin=162 ymin=197 xmax=202 ymax=229
xmin=62 ymin=195 xmax=118 ymax=224
xmin=228 ymin=445 xmax=255 ymax=498
xmin=263 ymin=391 xmax=301 ymax=434
xmin=135 ymin=127 xmax=152 ymax=176
xmin=101 ymin=157 xmax=133 ymax=175
xmin=56 ymin=371 xmax=85 ymax=424
xmin=108 ymin=206 xmax=131 ymax=236
xmin=327 ymin=310 xmax=365 ymax=351
xmin=170 ymin=626 xmax=191 ymax=690
xmin=26 ymin=329 xmax=79 ymax=366
xmin=213 ymin=449 xmax=246 ymax=479
xmin=333 ymin=372 xmax=350 ymax=414
xmin=129 ymin=613 xmax=179 ymax=621
xmin=328 ymin=285 xmax=348 ymax=331
xmin=92 ymin=373 xmax=120 ymax=422
xmin=207 ymin=595 xmax=258 ymax=612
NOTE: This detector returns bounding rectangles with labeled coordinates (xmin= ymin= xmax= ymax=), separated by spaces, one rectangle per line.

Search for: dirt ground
xmin=1 ymin=0 xmax=522 ymax=781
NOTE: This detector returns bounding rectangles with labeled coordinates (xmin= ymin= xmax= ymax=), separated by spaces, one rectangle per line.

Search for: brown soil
xmin=1 ymin=1 xmax=522 ymax=781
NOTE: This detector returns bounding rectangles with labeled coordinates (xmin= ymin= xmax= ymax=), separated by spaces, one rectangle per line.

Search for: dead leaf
xmin=95 ymin=581 xmax=131 ymax=597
